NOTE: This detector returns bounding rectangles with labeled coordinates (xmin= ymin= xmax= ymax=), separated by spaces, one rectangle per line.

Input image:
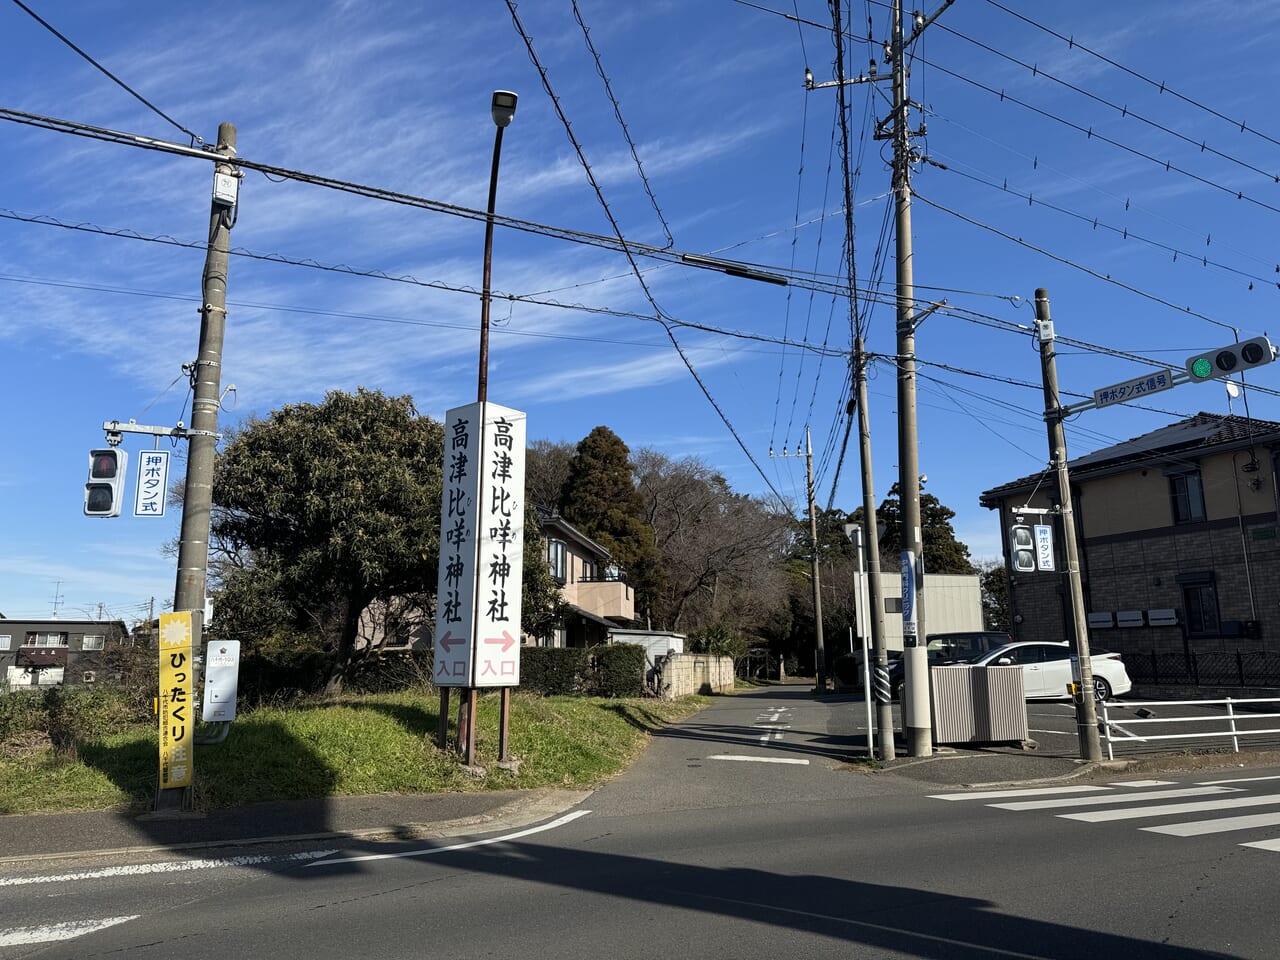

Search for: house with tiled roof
xmin=980 ymin=413 xmax=1280 ymax=685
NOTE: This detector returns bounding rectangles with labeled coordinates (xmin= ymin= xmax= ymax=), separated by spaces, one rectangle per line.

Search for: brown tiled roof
xmin=979 ymin=412 xmax=1280 ymax=506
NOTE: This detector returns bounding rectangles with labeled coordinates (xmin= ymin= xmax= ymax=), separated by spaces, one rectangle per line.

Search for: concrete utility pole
xmin=804 ymin=426 xmax=827 ymax=691
xmin=854 ymin=338 xmax=895 ymax=759
xmin=1033 ymin=289 xmax=1102 ymax=761
xmin=889 ymin=0 xmax=931 ymax=756
xmin=162 ymin=122 xmax=238 ymax=808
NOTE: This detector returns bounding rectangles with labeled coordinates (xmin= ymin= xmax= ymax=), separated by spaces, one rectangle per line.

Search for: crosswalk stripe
xmin=1198 ymin=774 xmax=1280 ymax=786
xmin=1061 ymin=793 xmax=1280 ymax=823
xmin=0 ymin=916 xmax=138 ymax=946
xmin=1114 ymin=780 xmax=1176 ymax=788
xmin=1240 ymin=838 xmax=1280 ymax=852
xmin=1143 ymin=811 xmax=1280 ymax=837
xmin=928 ymin=785 xmax=1111 ymax=801
xmin=991 ymin=786 xmax=1235 ymax=811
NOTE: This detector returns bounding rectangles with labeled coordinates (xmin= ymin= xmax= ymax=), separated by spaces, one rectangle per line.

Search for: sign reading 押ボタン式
xmin=433 ymin=402 xmax=526 ymax=688
xmin=134 ymin=450 xmax=171 ymax=517
xmin=158 ymin=610 xmax=193 ymax=789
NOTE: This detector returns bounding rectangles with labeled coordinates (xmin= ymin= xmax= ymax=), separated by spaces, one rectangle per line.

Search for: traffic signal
xmin=1010 ymin=523 xmax=1036 ymax=573
xmin=1185 ymin=336 xmax=1276 ymax=381
xmin=84 ymin=448 xmax=128 ymax=517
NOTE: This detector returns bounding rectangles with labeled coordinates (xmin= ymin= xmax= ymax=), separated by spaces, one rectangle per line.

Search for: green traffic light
xmin=1190 ymin=356 xmax=1213 ymax=379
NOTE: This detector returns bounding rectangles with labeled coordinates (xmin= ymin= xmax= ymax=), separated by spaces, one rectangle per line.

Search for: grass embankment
xmin=0 ymin=689 xmax=711 ymax=816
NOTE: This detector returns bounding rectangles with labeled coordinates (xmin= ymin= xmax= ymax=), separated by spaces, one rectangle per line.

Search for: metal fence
xmin=1124 ymin=650 xmax=1280 ymax=688
xmin=1099 ymin=697 xmax=1280 ymax=759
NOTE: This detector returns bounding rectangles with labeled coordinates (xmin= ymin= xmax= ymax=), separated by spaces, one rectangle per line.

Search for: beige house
xmin=981 ymin=413 xmax=1280 ymax=684
xmin=539 ymin=511 xmax=636 ymax=647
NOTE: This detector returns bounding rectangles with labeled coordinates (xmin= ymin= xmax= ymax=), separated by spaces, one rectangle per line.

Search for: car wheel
xmin=1092 ymin=676 xmax=1112 ymax=702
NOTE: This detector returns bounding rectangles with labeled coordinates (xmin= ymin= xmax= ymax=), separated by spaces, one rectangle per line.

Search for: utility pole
xmin=1033 ymin=289 xmax=1102 ymax=761
xmin=888 ymin=0 xmax=935 ymax=756
xmin=772 ymin=429 xmax=827 ymax=691
xmin=161 ymin=121 xmax=238 ymax=810
xmin=854 ymin=337 xmax=894 ymax=759
xmin=804 ymin=426 xmax=827 ymax=691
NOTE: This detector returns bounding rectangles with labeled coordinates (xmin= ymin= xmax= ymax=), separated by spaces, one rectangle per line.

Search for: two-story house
xmin=981 ymin=412 xmax=1280 ymax=683
xmin=538 ymin=510 xmax=636 ymax=647
xmin=0 ymin=617 xmax=131 ymax=689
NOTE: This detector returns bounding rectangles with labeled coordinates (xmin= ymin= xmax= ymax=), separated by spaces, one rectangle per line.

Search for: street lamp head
xmin=491 ymin=90 xmax=518 ymax=127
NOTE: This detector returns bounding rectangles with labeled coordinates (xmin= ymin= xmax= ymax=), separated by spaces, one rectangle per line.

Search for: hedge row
xmin=519 ymin=643 xmax=646 ymax=698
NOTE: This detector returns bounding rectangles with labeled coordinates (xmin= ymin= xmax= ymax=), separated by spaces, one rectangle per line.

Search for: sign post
xmin=433 ymin=401 xmax=525 ymax=767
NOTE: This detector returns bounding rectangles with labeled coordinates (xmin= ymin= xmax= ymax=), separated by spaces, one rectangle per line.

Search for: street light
xmin=478 ymin=90 xmax=518 ymax=403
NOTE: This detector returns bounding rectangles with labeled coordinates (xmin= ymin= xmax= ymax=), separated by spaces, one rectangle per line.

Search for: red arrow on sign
xmin=438 ymin=632 xmax=465 ymax=652
xmin=483 ymin=630 xmax=516 ymax=653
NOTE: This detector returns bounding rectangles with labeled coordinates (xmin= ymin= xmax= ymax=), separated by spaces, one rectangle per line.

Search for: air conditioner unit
xmin=82 ymin=671 xmax=96 ymax=683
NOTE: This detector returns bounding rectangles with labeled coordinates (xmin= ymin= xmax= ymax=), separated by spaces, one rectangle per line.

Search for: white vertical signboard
xmin=1034 ymin=523 xmax=1055 ymax=572
xmin=433 ymin=401 xmax=526 ymax=688
xmin=134 ymin=450 xmax=171 ymax=517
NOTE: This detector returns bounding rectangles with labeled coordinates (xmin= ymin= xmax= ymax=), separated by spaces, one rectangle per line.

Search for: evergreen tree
xmin=559 ymin=426 xmax=666 ymax=622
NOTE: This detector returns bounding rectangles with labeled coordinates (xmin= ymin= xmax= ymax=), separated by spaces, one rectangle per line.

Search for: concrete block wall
xmin=661 ymin=654 xmax=735 ymax=699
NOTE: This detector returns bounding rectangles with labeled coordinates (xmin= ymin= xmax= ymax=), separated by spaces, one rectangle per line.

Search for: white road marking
xmin=1028 ymin=728 xmax=1075 ymax=735
xmin=0 ymin=850 xmax=337 ymax=887
xmin=0 ymin=916 xmax=138 ymax=946
xmin=929 ymin=785 xmax=1111 ymax=801
xmin=992 ymin=786 xmax=1235 ymax=811
xmin=1240 ymin=838 xmax=1280 ymax=852
xmin=1199 ymin=774 xmax=1280 ymax=785
xmin=1061 ymin=793 xmax=1280 ymax=823
xmin=1107 ymin=721 xmax=1147 ymax=741
xmin=1114 ymin=780 xmax=1177 ymax=787
xmin=1143 ymin=811 xmax=1280 ymax=836
xmin=708 ymin=754 xmax=809 ymax=765
xmin=307 ymin=810 xmax=592 ymax=867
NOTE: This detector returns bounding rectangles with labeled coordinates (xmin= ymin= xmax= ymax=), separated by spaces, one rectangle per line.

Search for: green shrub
xmin=347 ymin=650 xmax=434 ymax=692
xmin=520 ymin=647 xmax=590 ymax=695
xmin=0 ymin=690 xmax=46 ymax=742
xmin=591 ymin=644 xmax=645 ymax=698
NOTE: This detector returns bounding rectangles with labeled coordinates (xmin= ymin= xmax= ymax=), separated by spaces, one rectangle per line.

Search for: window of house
xmin=82 ymin=635 xmax=105 ymax=650
xmin=23 ymin=632 xmax=68 ymax=647
xmin=0 ymin=636 xmax=10 ymax=651
xmin=1168 ymin=469 xmax=1206 ymax=524
xmin=582 ymin=559 xmax=595 ymax=581
xmin=1182 ymin=583 xmax=1220 ymax=636
xmin=547 ymin=539 xmax=566 ymax=583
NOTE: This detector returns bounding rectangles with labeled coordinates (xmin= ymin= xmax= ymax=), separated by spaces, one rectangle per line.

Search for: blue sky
xmin=3 ymin=0 xmax=1278 ymax=623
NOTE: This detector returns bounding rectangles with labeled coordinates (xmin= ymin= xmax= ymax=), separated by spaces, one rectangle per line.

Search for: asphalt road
xmin=6 ymin=688 xmax=1280 ymax=959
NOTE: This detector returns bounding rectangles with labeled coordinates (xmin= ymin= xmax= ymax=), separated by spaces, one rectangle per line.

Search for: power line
xmin=979 ymin=0 xmax=1280 ymax=153
xmin=571 ymin=0 xmax=673 ymax=248
xmin=9 ymin=0 xmax=205 ymax=146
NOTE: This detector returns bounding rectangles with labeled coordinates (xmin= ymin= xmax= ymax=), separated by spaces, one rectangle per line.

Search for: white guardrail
xmin=1099 ymin=697 xmax=1280 ymax=760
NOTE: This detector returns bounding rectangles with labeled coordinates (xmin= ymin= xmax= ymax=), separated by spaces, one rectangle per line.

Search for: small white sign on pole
xmin=1034 ymin=524 xmax=1055 ymax=572
xmin=134 ymin=450 xmax=170 ymax=517
xmin=433 ymin=401 xmax=526 ymax=688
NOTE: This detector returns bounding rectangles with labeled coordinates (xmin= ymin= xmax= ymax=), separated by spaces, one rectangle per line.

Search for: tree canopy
xmin=559 ymin=426 xmax=666 ymax=623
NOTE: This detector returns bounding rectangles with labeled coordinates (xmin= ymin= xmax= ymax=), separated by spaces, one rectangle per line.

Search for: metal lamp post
xmin=477 ymin=89 xmax=517 ymax=404
xmin=451 ymin=90 xmax=519 ymax=768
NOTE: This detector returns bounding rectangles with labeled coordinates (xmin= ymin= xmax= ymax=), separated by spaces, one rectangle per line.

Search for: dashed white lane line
xmin=0 ymin=916 xmax=138 ymax=946
xmin=0 ymin=850 xmax=337 ymax=887
xmin=307 ymin=810 xmax=593 ymax=867
xmin=708 ymin=755 xmax=809 ymax=765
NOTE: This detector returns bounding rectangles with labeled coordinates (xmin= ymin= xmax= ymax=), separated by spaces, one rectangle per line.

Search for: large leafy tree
xmin=975 ymin=558 xmax=1011 ymax=630
xmin=634 ymin=448 xmax=790 ymax=633
xmin=871 ymin=481 xmax=975 ymax=574
xmin=212 ymin=389 xmax=444 ymax=693
xmin=559 ymin=426 xmax=666 ymax=623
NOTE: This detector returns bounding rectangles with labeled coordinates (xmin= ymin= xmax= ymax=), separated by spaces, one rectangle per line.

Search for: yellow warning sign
xmin=158 ymin=611 xmax=193 ymax=789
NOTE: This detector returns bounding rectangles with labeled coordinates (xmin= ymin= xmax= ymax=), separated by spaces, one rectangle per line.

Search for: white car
xmin=968 ymin=641 xmax=1132 ymax=702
